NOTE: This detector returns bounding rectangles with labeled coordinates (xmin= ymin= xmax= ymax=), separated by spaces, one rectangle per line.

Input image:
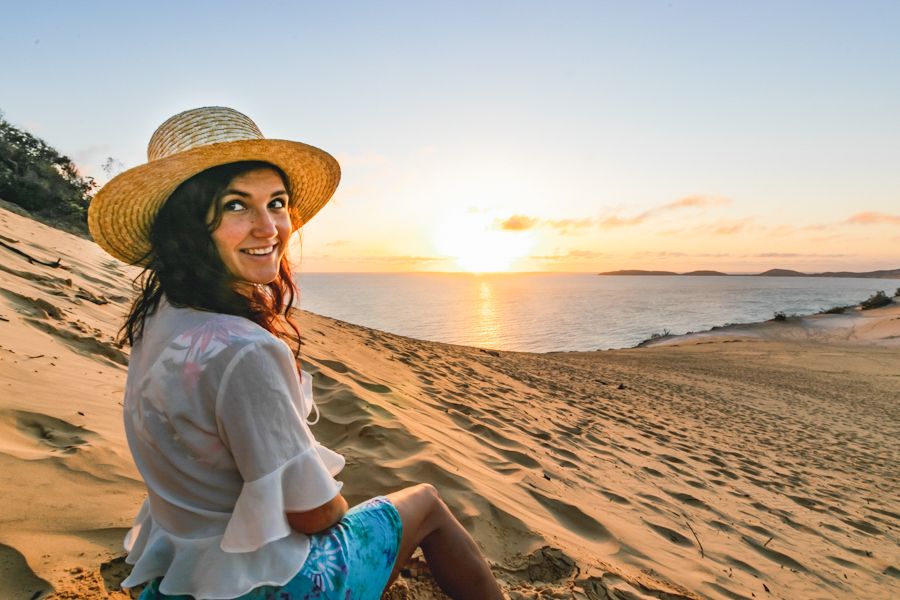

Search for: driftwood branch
xmin=0 ymin=240 xmax=62 ymax=268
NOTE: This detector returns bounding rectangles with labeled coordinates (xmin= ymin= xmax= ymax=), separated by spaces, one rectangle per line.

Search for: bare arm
xmin=287 ymin=493 xmax=349 ymax=535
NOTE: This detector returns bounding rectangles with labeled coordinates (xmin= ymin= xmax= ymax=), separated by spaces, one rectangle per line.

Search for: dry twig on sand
xmin=0 ymin=239 xmax=62 ymax=268
xmin=682 ymin=514 xmax=705 ymax=559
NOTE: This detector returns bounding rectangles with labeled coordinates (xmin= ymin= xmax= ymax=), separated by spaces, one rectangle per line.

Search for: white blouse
xmin=121 ymin=297 xmax=345 ymax=599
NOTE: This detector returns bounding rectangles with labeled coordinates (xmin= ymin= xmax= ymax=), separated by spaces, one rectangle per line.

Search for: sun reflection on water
xmin=473 ymin=279 xmax=501 ymax=349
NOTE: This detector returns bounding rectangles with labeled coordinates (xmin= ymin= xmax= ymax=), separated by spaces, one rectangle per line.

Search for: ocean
xmin=294 ymin=273 xmax=900 ymax=352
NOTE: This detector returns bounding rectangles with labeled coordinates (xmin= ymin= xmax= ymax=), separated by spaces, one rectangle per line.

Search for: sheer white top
xmin=120 ymin=298 xmax=345 ymax=599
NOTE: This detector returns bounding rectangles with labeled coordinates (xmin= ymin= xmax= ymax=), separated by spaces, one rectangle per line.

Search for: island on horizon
xmin=598 ymin=267 xmax=900 ymax=279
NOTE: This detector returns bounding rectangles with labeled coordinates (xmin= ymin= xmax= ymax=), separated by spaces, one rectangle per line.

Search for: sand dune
xmin=1 ymin=205 xmax=898 ymax=599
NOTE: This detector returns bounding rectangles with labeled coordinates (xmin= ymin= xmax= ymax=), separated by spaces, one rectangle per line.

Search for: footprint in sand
xmin=527 ymin=490 xmax=612 ymax=543
xmin=349 ymin=376 xmax=392 ymax=394
xmin=709 ymin=519 xmax=736 ymax=533
xmin=826 ymin=555 xmax=860 ymax=569
xmin=0 ymin=289 xmax=64 ymax=319
xmin=741 ymin=535 xmax=807 ymax=572
xmin=316 ymin=358 xmax=349 ymax=373
xmin=306 ymin=369 xmax=340 ymax=391
xmin=14 ymin=410 xmax=95 ymax=454
xmin=22 ymin=318 xmax=127 ymax=366
xmin=601 ymin=490 xmax=631 ymax=505
xmin=724 ymin=555 xmax=763 ymax=578
xmin=355 ymin=423 xmax=427 ymax=458
xmin=485 ymin=445 xmax=541 ymax=470
xmin=841 ymin=518 xmax=882 ymax=535
xmin=0 ymin=542 xmax=52 ymax=599
xmin=663 ymin=489 xmax=713 ymax=511
xmin=645 ymin=521 xmax=694 ymax=547
xmin=641 ymin=466 xmax=663 ymax=478
xmin=788 ymin=494 xmax=826 ymax=511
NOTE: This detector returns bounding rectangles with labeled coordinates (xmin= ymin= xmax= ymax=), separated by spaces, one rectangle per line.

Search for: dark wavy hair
xmin=119 ymin=161 xmax=301 ymax=355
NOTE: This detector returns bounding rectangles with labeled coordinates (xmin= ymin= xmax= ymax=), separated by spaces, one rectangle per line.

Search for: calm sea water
xmin=294 ymin=273 xmax=900 ymax=352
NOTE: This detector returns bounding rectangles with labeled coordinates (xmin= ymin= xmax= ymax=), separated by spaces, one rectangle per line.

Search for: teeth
xmin=243 ymin=246 xmax=274 ymax=255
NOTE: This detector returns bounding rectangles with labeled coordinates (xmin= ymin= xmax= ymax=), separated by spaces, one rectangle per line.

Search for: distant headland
xmin=598 ymin=268 xmax=900 ymax=278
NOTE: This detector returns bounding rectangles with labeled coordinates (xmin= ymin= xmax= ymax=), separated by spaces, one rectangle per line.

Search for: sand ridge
xmin=1 ymin=206 xmax=898 ymax=599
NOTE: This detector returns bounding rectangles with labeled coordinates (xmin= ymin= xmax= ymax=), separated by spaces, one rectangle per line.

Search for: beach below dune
xmin=1 ymin=206 xmax=898 ymax=600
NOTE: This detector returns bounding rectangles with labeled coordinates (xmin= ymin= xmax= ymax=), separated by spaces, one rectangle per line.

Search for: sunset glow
xmin=431 ymin=212 xmax=536 ymax=273
xmin=3 ymin=2 xmax=898 ymax=273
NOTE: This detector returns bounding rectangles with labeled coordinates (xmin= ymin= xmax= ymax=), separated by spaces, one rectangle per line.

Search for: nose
xmin=251 ymin=208 xmax=277 ymax=237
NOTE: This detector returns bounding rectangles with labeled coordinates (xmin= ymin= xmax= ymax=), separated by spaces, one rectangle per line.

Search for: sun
xmin=432 ymin=213 xmax=534 ymax=272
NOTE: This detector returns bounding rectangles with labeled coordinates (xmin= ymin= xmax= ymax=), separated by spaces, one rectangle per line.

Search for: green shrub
xmin=0 ymin=111 xmax=95 ymax=234
xmin=772 ymin=311 xmax=787 ymax=321
xmin=820 ymin=305 xmax=848 ymax=315
xmin=860 ymin=291 xmax=891 ymax=310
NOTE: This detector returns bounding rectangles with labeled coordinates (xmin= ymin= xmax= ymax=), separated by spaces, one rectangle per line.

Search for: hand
xmin=286 ymin=494 xmax=349 ymax=535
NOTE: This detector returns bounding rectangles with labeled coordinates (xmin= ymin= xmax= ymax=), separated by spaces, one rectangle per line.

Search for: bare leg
xmin=383 ymin=484 xmax=503 ymax=600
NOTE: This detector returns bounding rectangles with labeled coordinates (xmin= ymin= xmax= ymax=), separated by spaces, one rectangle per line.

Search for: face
xmin=208 ymin=168 xmax=292 ymax=285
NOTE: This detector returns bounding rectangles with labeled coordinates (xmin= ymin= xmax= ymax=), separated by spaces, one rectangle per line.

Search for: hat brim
xmin=88 ymin=138 xmax=340 ymax=265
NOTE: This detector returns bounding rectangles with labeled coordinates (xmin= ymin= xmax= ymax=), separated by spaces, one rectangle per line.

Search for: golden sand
xmin=1 ymin=206 xmax=897 ymax=599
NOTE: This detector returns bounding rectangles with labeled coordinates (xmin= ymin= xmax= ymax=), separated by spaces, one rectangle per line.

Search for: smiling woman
xmin=87 ymin=106 xmax=504 ymax=600
xmin=432 ymin=212 xmax=535 ymax=272
xmin=208 ymin=168 xmax=293 ymax=286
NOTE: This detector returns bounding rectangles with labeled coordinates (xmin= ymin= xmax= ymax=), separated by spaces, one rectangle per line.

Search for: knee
xmin=414 ymin=483 xmax=440 ymax=502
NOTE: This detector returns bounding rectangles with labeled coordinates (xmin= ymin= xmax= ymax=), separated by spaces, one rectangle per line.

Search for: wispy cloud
xmin=530 ymin=249 xmax=610 ymax=260
xmin=599 ymin=213 xmax=650 ymax=228
xmin=490 ymin=194 xmax=730 ymax=234
xmin=751 ymin=252 xmax=850 ymax=258
xmin=599 ymin=194 xmax=730 ymax=229
xmin=712 ymin=221 xmax=748 ymax=235
xmin=845 ymin=212 xmax=900 ymax=226
xmin=545 ymin=218 xmax=596 ymax=234
xmin=633 ymin=251 xmax=731 ymax=258
xmin=301 ymin=254 xmax=450 ymax=266
xmin=662 ymin=218 xmax=756 ymax=236
xmin=659 ymin=195 xmax=730 ymax=211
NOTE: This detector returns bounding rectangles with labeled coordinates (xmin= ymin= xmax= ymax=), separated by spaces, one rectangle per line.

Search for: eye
xmin=269 ymin=197 xmax=288 ymax=209
xmin=223 ymin=199 xmax=246 ymax=212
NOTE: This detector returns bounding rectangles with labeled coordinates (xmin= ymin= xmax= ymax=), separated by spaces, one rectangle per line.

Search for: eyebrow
xmin=221 ymin=188 xmax=288 ymax=198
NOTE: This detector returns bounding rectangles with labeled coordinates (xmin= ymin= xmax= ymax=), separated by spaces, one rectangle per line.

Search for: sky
xmin=2 ymin=0 xmax=899 ymax=273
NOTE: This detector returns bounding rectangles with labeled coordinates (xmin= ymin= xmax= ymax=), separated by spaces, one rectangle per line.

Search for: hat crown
xmin=147 ymin=106 xmax=264 ymax=162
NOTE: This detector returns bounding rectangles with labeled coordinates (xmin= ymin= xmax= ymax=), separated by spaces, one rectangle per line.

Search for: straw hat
xmin=88 ymin=106 xmax=340 ymax=265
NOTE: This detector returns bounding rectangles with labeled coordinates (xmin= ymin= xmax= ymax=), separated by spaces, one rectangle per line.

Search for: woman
xmin=89 ymin=107 xmax=503 ymax=600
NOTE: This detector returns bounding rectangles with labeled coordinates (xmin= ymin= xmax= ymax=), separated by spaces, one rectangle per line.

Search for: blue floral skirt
xmin=139 ymin=496 xmax=403 ymax=600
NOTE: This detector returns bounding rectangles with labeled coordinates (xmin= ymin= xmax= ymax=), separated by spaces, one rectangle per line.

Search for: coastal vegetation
xmin=861 ymin=290 xmax=892 ymax=310
xmin=638 ymin=290 xmax=897 ymax=346
xmin=0 ymin=111 xmax=94 ymax=236
xmin=599 ymin=268 xmax=900 ymax=279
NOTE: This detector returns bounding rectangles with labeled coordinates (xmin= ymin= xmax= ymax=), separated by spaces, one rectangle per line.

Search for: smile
xmin=241 ymin=245 xmax=276 ymax=256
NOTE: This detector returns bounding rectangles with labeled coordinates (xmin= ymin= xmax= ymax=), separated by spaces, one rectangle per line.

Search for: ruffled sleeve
xmin=215 ymin=338 xmax=345 ymax=553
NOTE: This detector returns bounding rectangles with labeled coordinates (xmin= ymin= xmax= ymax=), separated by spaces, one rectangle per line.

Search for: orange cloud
xmin=845 ymin=212 xmax=900 ymax=226
xmin=497 ymin=215 xmax=539 ymax=231
xmin=659 ymin=195 xmax=730 ymax=211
